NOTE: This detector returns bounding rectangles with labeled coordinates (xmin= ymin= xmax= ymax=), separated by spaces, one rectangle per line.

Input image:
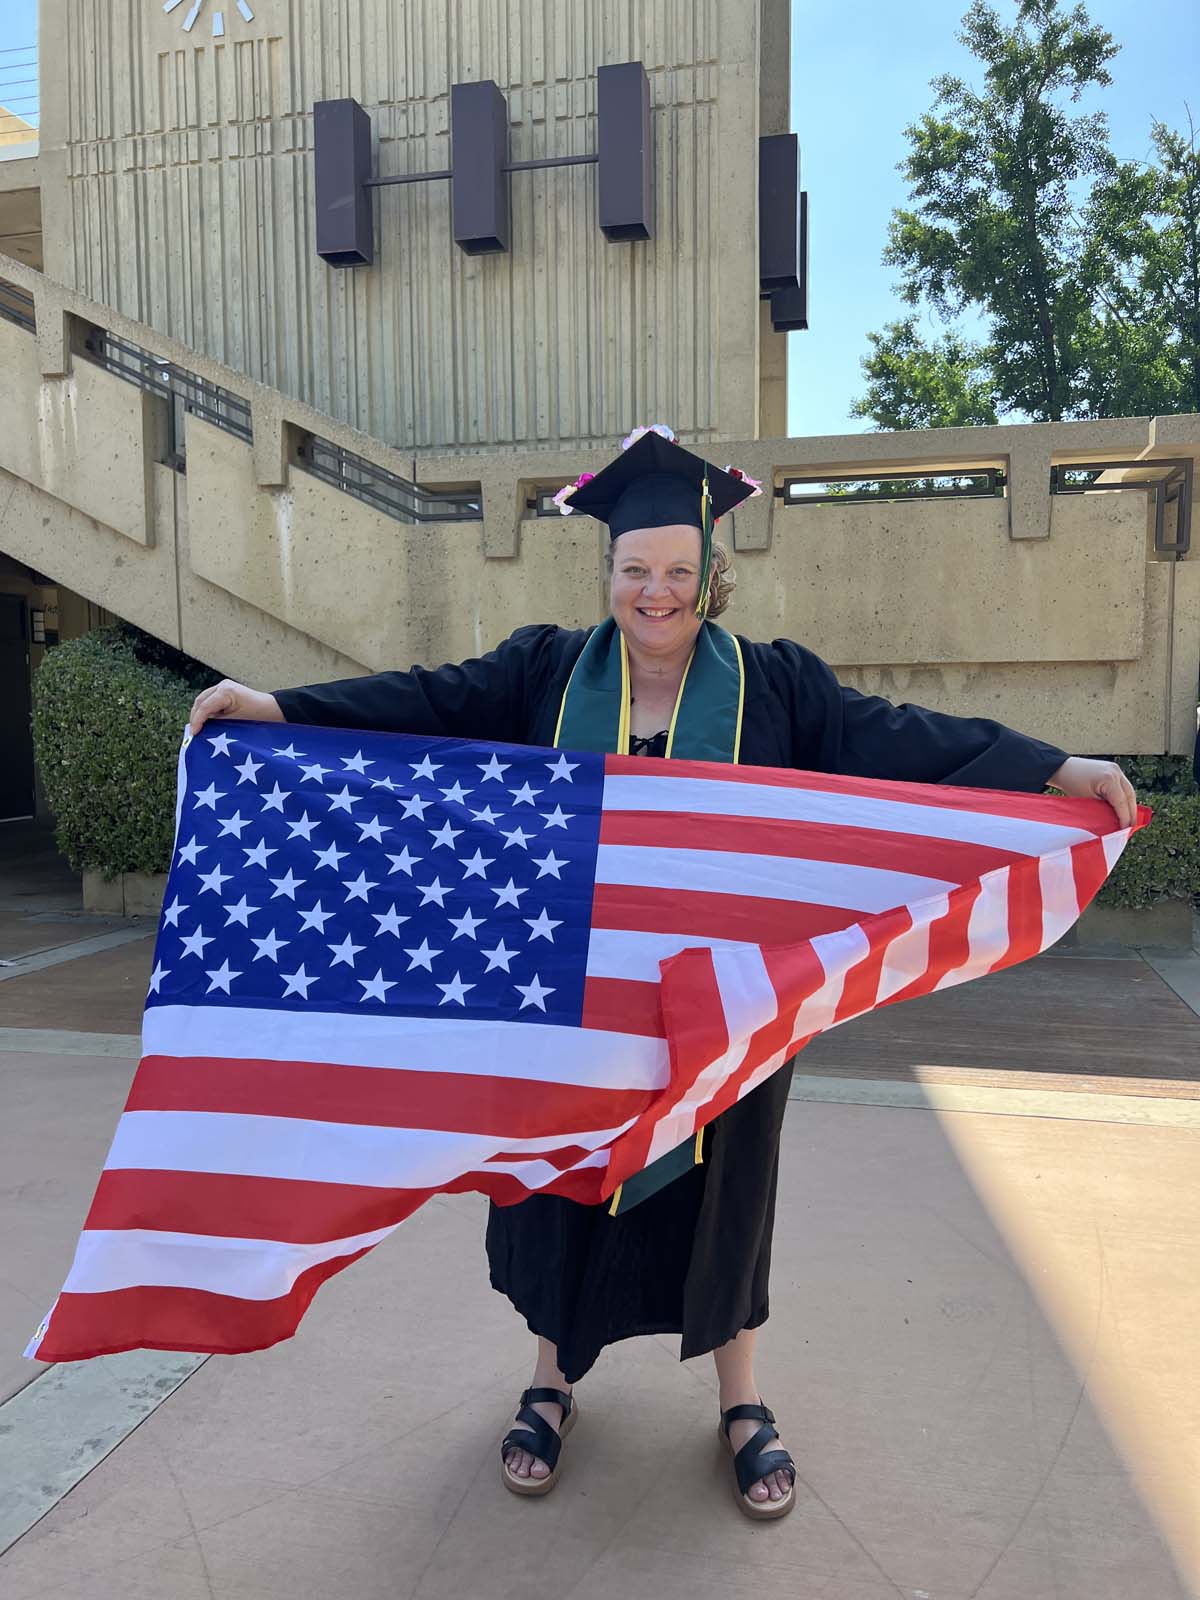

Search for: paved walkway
xmin=1 ymin=823 xmax=1197 ymax=1598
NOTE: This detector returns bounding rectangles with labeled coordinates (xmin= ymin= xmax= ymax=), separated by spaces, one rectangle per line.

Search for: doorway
xmin=0 ymin=594 xmax=36 ymax=820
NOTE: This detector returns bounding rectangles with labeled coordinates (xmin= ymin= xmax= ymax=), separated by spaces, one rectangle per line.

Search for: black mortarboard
xmin=562 ymin=428 xmax=758 ymax=538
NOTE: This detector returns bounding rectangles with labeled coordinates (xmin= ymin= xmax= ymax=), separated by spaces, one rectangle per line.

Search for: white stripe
xmin=62 ymin=1224 xmax=394 ymax=1300
xmin=585 ymin=926 xmax=747 ymax=982
xmin=793 ymin=924 xmax=869 ymax=1035
xmin=596 ymin=842 xmax=957 ymax=914
xmin=141 ymin=1004 xmax=669 ymax=1092
xmin=105 ymin=1109 xmax=635 ymax=1189
xmin=603 ymin=773 xmax=1094 ymax=855
xmin=875 ymin=897 xmax=940 ymax=1003
xmin=1102 ymin=828 xmax=1132 ymax=871
xmin=1039 ymin=849 xmax=1081 ymax=949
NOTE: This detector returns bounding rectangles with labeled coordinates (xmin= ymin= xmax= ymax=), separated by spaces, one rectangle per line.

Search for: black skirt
xmin=485 ymin=1054 xmax=796 ymax=1383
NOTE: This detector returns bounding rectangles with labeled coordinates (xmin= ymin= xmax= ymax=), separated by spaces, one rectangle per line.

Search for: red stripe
xmin=1070 ymin=835 xmax=1111 ymax=914
xmin=991 ymin=859 xmax=1041 ymax=974
xmin=581 ymin=975 xmax=664 ymax=1038
xmin=873 ymin=877 xmax=984 ymax=1009
xmin=84 ymin=1157 xmax=611 ymax=1250
xmin=592 ymin=882 xmax=861 ymax=943
xmin=600 ymin=809 xmax=1026 ymax=881
xmin=832 ymin=905 xmax=915 ymax=1025
xmin=125 ymin=1055 xmax=654 ymax=1139
xmin=604 ymin=754 xmax=1112 ymax=831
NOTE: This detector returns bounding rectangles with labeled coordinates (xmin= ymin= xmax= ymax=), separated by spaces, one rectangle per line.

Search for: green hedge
xmin=31 ymin=627 xmax=216 ymax=876
xmin=1095 ymin=791 xmax=1199 ymax=909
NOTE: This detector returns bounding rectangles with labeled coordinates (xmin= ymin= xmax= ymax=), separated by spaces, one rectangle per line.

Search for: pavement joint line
xmin=0 ymin=926 xmax=154 ymax=982
xmin=787 ymin=1074 xmax=1200 ymax=1127
xmin=1139 ymin=947 xmax=1200 ymax=1021
xmin=0 ymin=1027 xmax=142 ymax=1058
xmin=0 ymin=1350 xmax=209 ymax=1556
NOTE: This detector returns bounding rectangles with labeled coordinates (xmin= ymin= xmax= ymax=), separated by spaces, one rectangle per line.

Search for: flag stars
xmin=272 ymin=743 xmax=306 ymax=761
xmin=416 ymin=877 xmax=451 ymax=908
xmin=281 ymin=964 xmax=317 ymax=999
xmin=439 ymin=780 xmax=473 ymax=806
xmin=286 ymin=812 xmax=319 ymax=841
xmin=540 ymin=805 xmax=574 ymax=830
xmin=341 ymin=750 xmax=374 ymax=775
xmin=222 ymin=895 xmax=260 ymax=928
xmin=448 ymin=906 xmax=486 ymax=941
xmin=508 ymin=782 xmax=542 ymax=806
xmin=194 ymin=782 xmax=225 ymax=810
xmin=204 ymin=958 xmax=241 ymax=995
xmin=198 ymin=864 xmax=233 ymax=896
xmin=372 ymin=904 xmax=410 ymax=938
xmin=179 ymin=926 xmax=214 ymax=960
xmin=299 ymin=761 xmax=332 ymax=784
xmin=403 ymin=939 xmax=442 ymax=973
xmin=545 ymin=754 xmax=578 ymax=783
xmin=370 ymin=774 xmax=399 ymax=792
xmin=515 ymin=973 xmax=555 ymax=1012
xmin=460 ymin=849 xmax=494 ymax=880
xmin=532 ymin=851 xmax=567 ymax=881
xmin=410 ymin=755 xmax=442 ymax=782
xmin=400 ymin=794 xmax=432 ymax=821
xmin=217 ymin=810 xmax=251 ymax=839
xmin=480 ymin=939 xmax=518 ymax=973
xmin=297 ymin=900 xmax=335 ymax=933
xmin=327 ymin=933 xmax=365 ymax=969
xmin=429 ymin=820 xmax=463 ymax=852
xmin=260 ymin=783 xmax=291 ymax=814
xmin=251 ymin=929 xmax=289 ymax=962
xmin=208 ymin=732 xmax=235 ymax=758
xmin=162 ymin=896 xmax=187 ymax=927
xmin=437 ymin=971 xmax=475 ymax=1006
xmin=270 ymin=869 xmax=306 ymax=901
xmin=327 ymin=785 xmax=359 ymax=815
xmin=385 ymin=846 xmax=422 ymax=877
xmin=524 ymin=908 xmax=562 ymax=943
xmin=491 ymin=878 xmax=527 ymax=909
xmin=357 ymin=816 xmax=390 ymax=844
xmin=358 ymin=969 xmax=396 ymax=1003
xmin=343 ymin=870 xmax=379 ymax=904
xmin=177 ymin=836 xmax=206 ymax=866
xmin=243 ymin=839 xmax=277 ymax=870
xmin=477 ymin=754 xmax=510 ymax=782
xmin=501 ymin=825 xmax=533 ymax=851
xmin=313 ymin=841 xmax=349 ymax=872
xmin=234 ymin=753 xmax=263 ymax=785
xmin=148 ymin=961 xmax=169 ymax=995
xmin=470 ymin=804 xmax=502 ymax=827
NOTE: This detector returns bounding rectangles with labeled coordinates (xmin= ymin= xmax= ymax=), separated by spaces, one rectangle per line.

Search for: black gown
xmin=273 ymin=624 xmax=1069 ymax=1382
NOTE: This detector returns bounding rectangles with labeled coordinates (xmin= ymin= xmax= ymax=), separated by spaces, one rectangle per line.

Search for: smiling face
xmin=608 ymin=524 xmax=705 ymax=659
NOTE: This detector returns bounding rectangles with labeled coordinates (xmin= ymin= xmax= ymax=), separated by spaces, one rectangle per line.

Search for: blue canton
xmin=146 ymin=723 xmax=605 ymax=1028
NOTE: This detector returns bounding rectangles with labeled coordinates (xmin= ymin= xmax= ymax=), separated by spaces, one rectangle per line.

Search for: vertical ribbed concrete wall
xmin=39 ymin=0 xmax=781 ymax=452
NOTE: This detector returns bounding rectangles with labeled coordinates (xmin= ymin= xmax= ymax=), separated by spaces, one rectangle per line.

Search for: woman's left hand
xmin=1046 ymin=757 xmax=1139 ymax=828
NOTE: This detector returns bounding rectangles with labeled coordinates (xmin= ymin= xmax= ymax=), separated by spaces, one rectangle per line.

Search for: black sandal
xmin=718 ymin=1400 xmax=797 ymax=1520
xmin=500 ymin=1386 xmax=578 ymax=1496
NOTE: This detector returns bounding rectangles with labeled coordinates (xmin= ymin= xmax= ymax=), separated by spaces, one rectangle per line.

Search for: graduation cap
xmin=556 ymin=426 xmax=763 ymax=618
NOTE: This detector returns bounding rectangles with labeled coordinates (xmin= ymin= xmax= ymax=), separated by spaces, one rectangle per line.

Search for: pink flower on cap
xmin=621 ymin=423 xmax=677 ymax=451
xmin=722 ymin=464 xmax=764 ymax=497
xmin=551 ymin=470 xmax=596 ymax=516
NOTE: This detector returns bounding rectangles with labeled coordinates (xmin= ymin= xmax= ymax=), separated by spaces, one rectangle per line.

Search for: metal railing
xmin=0 ymin=277 xmax=35 ymax=332
xmin=779 ymin=469 xmax=1006 ymax=506
xmin=295 ymin=435 xmax=482 ymax=523
xmin=1051 ymin=459 xmax=1192 ymax=557
xmin=81 ymin=326 xmax=253 ymax=467
xmin=0 ymin=43 xmax=38 ymax=139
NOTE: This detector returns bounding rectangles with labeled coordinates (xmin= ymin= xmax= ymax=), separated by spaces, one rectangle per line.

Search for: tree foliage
xmin=856 ymin=0 xmax=1200 ymax=426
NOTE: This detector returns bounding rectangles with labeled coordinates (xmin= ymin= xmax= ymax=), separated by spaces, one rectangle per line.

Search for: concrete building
xmin=0 ymin=0 xmax=1197 ymax=824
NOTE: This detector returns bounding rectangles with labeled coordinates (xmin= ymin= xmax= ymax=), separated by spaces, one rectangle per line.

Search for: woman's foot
xmin=720 ymin=1395 xmax=794 ymax=1504
xmin=503 ymin=1383 xmax=572 ymax=1481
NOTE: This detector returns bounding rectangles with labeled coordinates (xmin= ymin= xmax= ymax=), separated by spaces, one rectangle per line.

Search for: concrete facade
xmin=0 ymin=255 xmax=1197 ymax=759
xmin=34 ymin=0 xmax=784 ymax=452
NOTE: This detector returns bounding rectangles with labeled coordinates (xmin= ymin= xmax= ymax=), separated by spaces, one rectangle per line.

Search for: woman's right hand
xmin=189 ymin=679 xmax=285 ymax=735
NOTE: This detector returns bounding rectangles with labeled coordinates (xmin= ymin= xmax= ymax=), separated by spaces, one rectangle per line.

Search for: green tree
xmin=851 ymin=317 xmax=999 ymax=430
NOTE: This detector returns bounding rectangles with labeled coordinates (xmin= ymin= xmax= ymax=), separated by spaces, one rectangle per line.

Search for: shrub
xmin=31 ymin=627 xmax=216 ymax=876
xmin=1095 ymin=791 xmax=1200 ymax=909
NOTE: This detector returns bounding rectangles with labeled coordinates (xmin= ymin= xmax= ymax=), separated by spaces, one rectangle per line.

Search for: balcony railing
xmin=0 ymin=43 xmax=38 ymax=142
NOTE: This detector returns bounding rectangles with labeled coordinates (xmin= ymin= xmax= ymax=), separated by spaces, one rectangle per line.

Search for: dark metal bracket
xmin=315 ymin=62 xmax=654 ymax=267
xmin=1051 ymin=459 xmax=1193 ymax=556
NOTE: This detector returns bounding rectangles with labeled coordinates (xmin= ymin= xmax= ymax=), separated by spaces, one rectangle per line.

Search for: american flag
xmin=27 ymin=721 xmax=1148 ymax=1361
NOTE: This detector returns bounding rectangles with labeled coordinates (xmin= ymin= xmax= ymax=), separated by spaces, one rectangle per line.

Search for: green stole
xmin=554 ymin=617 xmax=746 ymax=1215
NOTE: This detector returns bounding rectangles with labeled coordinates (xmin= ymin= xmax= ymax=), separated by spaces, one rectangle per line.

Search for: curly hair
xmin=605 ymin=539 xmax=736 ymax=618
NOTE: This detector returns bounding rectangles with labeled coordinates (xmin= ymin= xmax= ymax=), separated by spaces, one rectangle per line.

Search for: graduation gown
xmin=273 ymin=624 xmax=1069 ymax=1381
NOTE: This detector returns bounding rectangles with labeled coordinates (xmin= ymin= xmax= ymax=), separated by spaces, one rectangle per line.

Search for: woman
xmin=189 ymin=425 xmax=1137 ymax=1520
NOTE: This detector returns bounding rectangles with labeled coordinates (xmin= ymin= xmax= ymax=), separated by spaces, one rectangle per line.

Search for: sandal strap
xmin=732 ymin=1423 xmax=796 ymax=1498
xmin=500 ymin=1389 xmax=573 ymax=1472
xmin=720 ymin=1401 xmax=775 ymax=1435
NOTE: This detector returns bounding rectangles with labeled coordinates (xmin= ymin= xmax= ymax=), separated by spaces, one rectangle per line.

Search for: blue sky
xmin=1 ymin=0 xmax=1195 ymax=436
